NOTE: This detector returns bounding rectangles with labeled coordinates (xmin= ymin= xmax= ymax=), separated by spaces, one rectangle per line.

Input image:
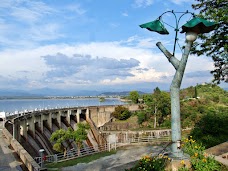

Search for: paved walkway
xmin=0 ymin=121 xmax=23 ymax=171
xmin=62 ymin=145 xmax=164 ymax=171
xmin=205 ymin=141 xmax=228 ymax=166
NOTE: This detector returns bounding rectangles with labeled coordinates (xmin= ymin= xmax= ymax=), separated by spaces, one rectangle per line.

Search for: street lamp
xmin=39 ymin=149 xmax=45 ymax=168
xmin=140 ymin=10 xmax=217 ymax=158
xmin=7 ymin=120 xmax=15 ymax=140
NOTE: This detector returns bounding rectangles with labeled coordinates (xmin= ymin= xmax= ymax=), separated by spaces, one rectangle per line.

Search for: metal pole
xmin=12 ymin=123 xmax=15 ymax=140
xmin=170 ymin=41 xmax=193 ymax=158
xmin=39 ymin=149 xmax=45 ymax=168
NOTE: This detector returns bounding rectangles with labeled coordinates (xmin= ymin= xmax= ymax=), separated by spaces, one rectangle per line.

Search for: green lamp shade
xmin=139 ymin=20 xmax=169 ymax=35
xmin=181 ymin=17 xmax=217 ymax=34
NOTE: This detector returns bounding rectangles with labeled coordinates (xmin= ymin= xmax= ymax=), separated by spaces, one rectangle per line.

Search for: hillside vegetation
xmin=112 ymin=83 xmax=227 ymax=148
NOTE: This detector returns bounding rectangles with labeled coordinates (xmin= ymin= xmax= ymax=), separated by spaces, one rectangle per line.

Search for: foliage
xmin=126 ymin=137 xmax=224 ymax=171
xmin=50 ymin=128 xmax=74 ymax=153
xmin=191 ymin=0 xmax=228 ymax=83
xmin=129 ymin=91 xmax=139 ymax=104
xmin=125 ymin=155 xmax=170 ymax=171
xmin=190 ymin=112 xmax=228 ymax=148
xmin=180 ymin=84 xmax=228 ymax=129
xmin=73 ymin=123 xmax=90 ymax=150
xmin=50 ymin=123 xmax=90 ymax=155
xmin=142 ymin=87 xmax=171 ymax=128
xmin=111 ymin=106 xmax=131 ymax=120
xmin=137 ymin=111 xmax=147 ymax=125
xmin=134 ymin=84 xmax=227 ymax=132
xmin=99 ymin=97 xmax=105 ymax=102
xmin=181 ymin=137 xmax=222 ymax=171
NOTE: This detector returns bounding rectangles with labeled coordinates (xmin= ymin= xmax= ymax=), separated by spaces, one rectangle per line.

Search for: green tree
xmin=191 ymin=0 xmax=228 ymax=84
xmin=194 ymin=86 xmax=198 ymax=98
xmin=111 ymin=106 xmax=131 ymax=120
xmin=73 ymin=123 xmax=90 ymax=155
xmin=191 ymin=112 xmax=228 ymax=148
xmin=129 ymin=91 xmax=139 ymax=104
xmin=50 ymin=128 xmax=73 ymax=156
xmin=143 ymin=88 xmax=171 ymax=128
xmin=50 ymin=123 xmax=90 ymax=156
xmin=137 ymin=111 xmax=147 ymax=125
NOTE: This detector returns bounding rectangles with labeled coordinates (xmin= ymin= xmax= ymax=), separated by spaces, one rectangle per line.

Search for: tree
xmin=137 ymin=111 xmax=147 ymax=125
xmin=50 ymin=123 xmax=90 ymax=156
xmin=111 ymin=106 xmax=131 ymax=120
xmin=73 ymin=123 xmax=90 ymax=155
xmin=191 ymin=0 xmax=228 ymax=84
xmin=50 ymin=128 xmax=73 ymax=157
xmin=143 ymin=88 xmax=171 ymax=128
xmin=129 ymin=91 xmax=139 ymax=104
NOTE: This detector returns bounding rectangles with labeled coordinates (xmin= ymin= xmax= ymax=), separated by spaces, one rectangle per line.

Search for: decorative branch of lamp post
xmin=140 ymin=10 xmax=217 ymax=158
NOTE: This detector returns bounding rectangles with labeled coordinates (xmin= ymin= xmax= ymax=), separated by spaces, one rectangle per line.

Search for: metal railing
xmin=34 ymin=144 xmax=108 ymax=165
xmin=34 ymin=135 xmax=171 ymax=166
xmin=129 ymin=136 xmax=171 ymax=143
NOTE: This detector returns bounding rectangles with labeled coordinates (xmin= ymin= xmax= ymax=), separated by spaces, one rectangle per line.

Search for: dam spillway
xmin=4 ymin=104 xmax=140 ymax=159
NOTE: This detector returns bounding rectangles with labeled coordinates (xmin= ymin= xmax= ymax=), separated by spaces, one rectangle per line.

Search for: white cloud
xmin=0 ymin=0 xmax=62 ymax=48
xmin=29 ymin=23 xmax=63 ymax=41
xmin=133 ymin=0 xmax=155 ymax=8
xmin=9 ymin=1 xmax=55 ymax=23
xmin=170 ymin=0 xmax=193 ymax=5
xmin=65 ymin=3 xmax=87 ymax=15
xmin=0 ymin=35 xmax=216 ymax=90
xmin=122 ymin=12 xmax=128 ymax=17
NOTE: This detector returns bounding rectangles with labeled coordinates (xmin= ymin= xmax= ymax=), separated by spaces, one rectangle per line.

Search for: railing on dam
xmin=34 ymin=135 xmax=171 ymax=166
xmin=34 ymin=144 xmax=108 ymax=165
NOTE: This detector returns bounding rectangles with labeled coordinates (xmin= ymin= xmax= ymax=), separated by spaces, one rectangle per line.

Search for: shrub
xmin=125 ymin=155 xmax=170 ymax=171
xmin=181 ymin=137 xmax=222 ymax=171
xmin=190 ymin=113 xmax=228 ymax=148
xmin=111 ymin=106 xmax=131 ymax=120
xmin=137 ymin=111 xmax=147 ymax=125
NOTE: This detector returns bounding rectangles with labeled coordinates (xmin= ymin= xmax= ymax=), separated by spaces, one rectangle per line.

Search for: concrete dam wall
xmin=3 ymin=104 xmax=140 ymax=171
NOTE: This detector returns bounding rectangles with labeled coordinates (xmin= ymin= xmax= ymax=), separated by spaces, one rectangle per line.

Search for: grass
xmin=46 ymin=150 xmax=116 ymax=170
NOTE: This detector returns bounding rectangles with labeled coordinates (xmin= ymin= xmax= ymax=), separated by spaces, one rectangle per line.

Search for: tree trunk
xmin=77 ymin=143 xmax=81 ymax=156
xmin=154 ymin=105 xmax=157 ymax=128
xmin=64 ymin=147 xmax=67 ymax=158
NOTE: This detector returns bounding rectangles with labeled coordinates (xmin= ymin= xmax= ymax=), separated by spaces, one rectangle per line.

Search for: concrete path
xmin=0 ymin=121 xmax=23 ymax=171
xmin=62 ymin=145 xmax=164 ymax=171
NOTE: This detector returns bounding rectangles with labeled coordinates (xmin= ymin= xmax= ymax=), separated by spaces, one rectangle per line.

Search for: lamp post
xmin=8 ymin=120 xmax=15 ymax=140
xmin=39 ymin=149 xmax=45 ymax=168
xmin=140 ymin=11 xmax=217 ymax=158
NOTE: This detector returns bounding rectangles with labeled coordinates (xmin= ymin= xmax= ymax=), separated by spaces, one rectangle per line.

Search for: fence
xmin=34 ymin=144 xmax=108 ymax=165
xmin=34 ymin=135 xmax=171 ymax=166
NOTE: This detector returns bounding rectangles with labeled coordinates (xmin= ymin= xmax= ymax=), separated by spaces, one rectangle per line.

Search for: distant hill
xmin=99 ymin=91 xmax=146 ymax=96
xmin=0 ymin=88 xmax=101 ymax=97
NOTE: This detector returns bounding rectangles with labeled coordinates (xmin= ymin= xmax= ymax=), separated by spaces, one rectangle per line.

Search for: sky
xmin=0 ymin=0 xmax=227 ymax=94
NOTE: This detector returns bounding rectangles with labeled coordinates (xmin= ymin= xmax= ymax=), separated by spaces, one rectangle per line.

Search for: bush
xmin=111 ymin=106 xmax=131 ymax=120
xmin=125 ymin=155 xmax=170 ymax=171
xmin=190 ymin=113 xmax=228 ymax=148
xmin=181 ymin=137 xmax=222 ymax=171
xmin=137 ymin=111 xmax=147 ymax=125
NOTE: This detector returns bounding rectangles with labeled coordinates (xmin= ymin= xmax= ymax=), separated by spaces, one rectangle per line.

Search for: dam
xmin=2 ymin=104 xmax=140 ymax=171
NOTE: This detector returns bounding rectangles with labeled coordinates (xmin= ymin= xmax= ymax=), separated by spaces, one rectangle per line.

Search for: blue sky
xmin=0 ymin=0 xmax=226 ymax=94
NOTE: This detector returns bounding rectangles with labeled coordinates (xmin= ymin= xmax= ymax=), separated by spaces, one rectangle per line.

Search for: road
xmin=0 ymin=121 xmax=23 ymax=171
xmin=62 ymin=145 xmax=164 ymax=171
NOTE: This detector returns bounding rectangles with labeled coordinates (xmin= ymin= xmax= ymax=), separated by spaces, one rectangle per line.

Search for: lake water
xmin=0 ymin=98 xmax=125 ymax=113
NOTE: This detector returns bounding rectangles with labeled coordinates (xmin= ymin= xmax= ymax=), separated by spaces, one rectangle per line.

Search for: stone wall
xmin=101 ymin=122 xmax=139 ymax=131
xmin=2 ymin=128 xmax=42 ymax=171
